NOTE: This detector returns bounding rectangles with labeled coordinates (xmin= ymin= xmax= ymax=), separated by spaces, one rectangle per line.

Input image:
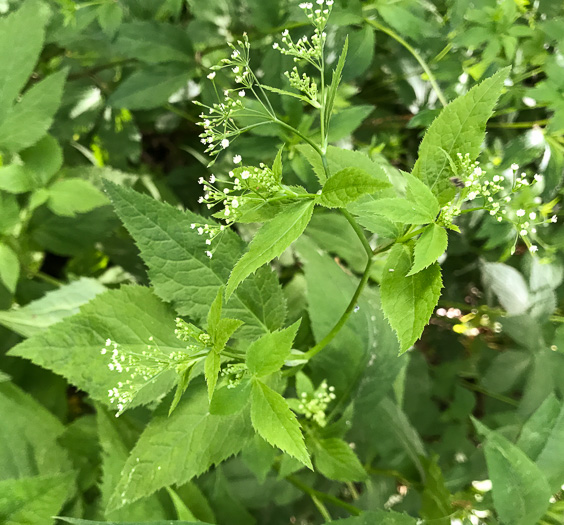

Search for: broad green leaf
xmin=226 ymin=199 xmax=315 ymax=299
xmin=47 ymin=179 xmax=108 ymax=217
xmin=109 ymin=64 xmax=191 ymax=110
xmin=246 ymin=321 xmax=300 ymax=377
xmin=104 ymin=181 xmax=286 ymax=339
xmin=0 ymin=278 xmax=106 ymax=338
xmin=97 ymin=2 xmax=124 ymax=37
xmin=209 ymin=380 xmax=251 ymax=416
xmin=20 ymin=134 xmax=63 ymax=185
xmin=0 ymin=382 xmax=71 ymax=480
xmin=412 ymin=68 xmax=509 ymax=205
xmin=97 ymin=407 xmax=167 ymax=522
xmin=205 ymin=351 xmax=221 ymax=401
xmin=318 ymin=167 xmax=391 ymax=208
xmin=327 ymin=105 xmax=374 ymax=142
xmin=108 ymin=382 xmax=253 ymax=511
xmin=115 ymin=21 xmax=193 ymax=64
xmin=407 ymin=224 xmax=448 ymax=276
xmin=327 ymin=510 xmax=417 ymax=524
xmin=0 ymin=191 xmax=19 ymax=234
xmin=241 ymin=435 xmax=277 ymax=484
xmin=295 ymin=237 xmax=403 ymax=401
xmin=312 ymin=438 xmax=367 ymax=482
xmin=8 ymin=286 xmax=179 ymax=408
xmin=0 ymin=473 xmax=74 ymax=525
xmin=166 ymin=487 xmax=197 ymax=521
xmin=363 ymin=198 xmax=436 ymax=225
xmin=0 ymin=69 xmax=67 ymax=153
xmin=474 ymin=420 xmax=551 ymax=525
xmin=0 ymin=0 xmax=48 ymax=120
xmin=0 ymin=164 xmax=36 ymax=194
xmin=518 ymin=395 xmax=564 ymax=491
xmin=0 ymin=243 xmax=19 ymax=293
xmin=250 ymin=379 xmax=312 ymax=469
xmin=381 ymin=244 xmax=443 ymax=353
xmin=212 ymin=318 xmax=244 ymax=353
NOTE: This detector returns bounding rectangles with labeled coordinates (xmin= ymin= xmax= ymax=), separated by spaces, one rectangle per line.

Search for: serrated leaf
xmin=272 ymin=146 xmax=283 ymax=182
xmin=0 ymin=164 xmax=37 ymax=194
xmin=108 ymin=382 xmax=253 ymax=512
xmin=0 ymin=0 xmax=48 ymax=121
xmin=97 ymin=2 xmax=124 ymax=37
xmin=381 ymin=244 xmax=443 ymax=353
xmin=250 ymin=379 xmax=312 ymax=469
xmin=328 ymin=105 xmax=374 ymax=142
xmin=212 ymin=318 xmax=244 ymax=352
xmin=412 ymin=68 xmax=509 ymax=205
xmin=20 ymin=134 xmax=63 ymax=185
xmin=47 ymin=179 xmax=108 ymax=217
xmin=474 ymin=420 xmax=551 ymax=525
xmin=246 ymin=321 xmax=300 ymax=377
xmin=97 ymin=408 xmax=167 ymax=522
xmin=103 ymin=181 xmax=286 ymax=339
xmin=205 ymin=351 xmax=221 ymax=401
xmin=0 ymin=242 xmax=19 ymax=293
xmin=407 ymin=224 xmax=448 ymax=276
xmin=8 ymin=286 xmax=179 ymax=408
xmin=207 ymin=287 xmax=223 ymax=334
xmin=0 ymin=69 xmax=68 ymax=153
xmin=318 ymin=167 xmax=391 ymax=208
xmin=0 ymin=473 xmax=74 ymax=525
xmin=226 ymin=199 xmax=315 ymax=299
xmin=360 ymin=198 xmax=435 ymax=225
xmin=325 ymin=37 xmax=348 ymax=134
xmin=313 ymin=438 xmax=367 ymax=482
xmin=209 ymin=380 xmax=251 ymax=416
xmin=0 ymin=277 xmax=105 ymax=337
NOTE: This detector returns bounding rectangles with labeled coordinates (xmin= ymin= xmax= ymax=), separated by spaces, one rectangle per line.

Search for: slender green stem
xmin=341 ymin=209 xmax=373 ymax=257
xmin=285 ymin=474 xmax=362 ymax=516
xmin=396 ymin=226 xmax=427 ymax=243
xmin=33 ymin=271 xmax=63 ymax=288
xmin=488 ymin=119 xmax=549 ymax=129
xmin=311 ymin=494 xmax=332 ymax=522
xmin=364 ymin=18 xmax=448 ymax=108
xmin=459 ymin=379 xmax=519 ymax=407
xmin=273 ymin=118 xmax=323 ymax=156
xmin=304 ymin=257 xmax=374 ymax=361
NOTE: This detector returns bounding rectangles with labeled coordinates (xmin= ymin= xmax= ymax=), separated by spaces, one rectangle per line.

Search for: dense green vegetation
xmin=1 ymin=1 xmax=564 ymax=524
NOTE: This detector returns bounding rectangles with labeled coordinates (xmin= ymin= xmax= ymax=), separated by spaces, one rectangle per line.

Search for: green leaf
xmin=381 ymin=244 xmax=443 ymax=353
xmin=109 ymin=64 xmax=191 ymax=110
xmin=226 ymin=199 xmax=315 ymax=299
xmin=0 ymin=69 xmax=68 ymax=153
xmin=0 ymin=243 xmax=19 ymax=293
xmin=325 ymin=37 xmax=348 ymax=134
xmin=412 ymin=68 xmax=509 ymax=205
xmin=207 ymin=287 xmax=224 ymax=334
xmin=0 ymin=277 xmax=105 ymax=337
xmin=0 ymin=191 xmax=19 ymax=234
xmin=0 ymin=473 xmax=74 ymax=525
xmin=518 ymin=395 xmax=564 ymax=491
xmin=115 ymin=22 xmax=193 ymax=64
xmin=97 ymin=2 xmax=124 ymax=37
xmin=318 ymin=167 xmax=391 ymax=208
xmin=212 ymin=318 xmax=244 ymax=353
xmin=359 ymin=197 xmax=435 ymax=225
xmin=0 ymin=382 xmax=71 ymax=479
xmin=97 ymin=407 xmax=167 ymax=522
xmin=420 ymin=456 xmax=452 ymax=525
xmin=20 ymin=134 xmax=63 ymax=185
xmin=104 ymin=181 xmax=285 ymax=339
xmin=474 ymin=420 xmax=551 ymax=525
xmin=246 ymin=321 xmax=300 ymax=377
xmin=241 ymin=435 xmax=277 ymax=484
xmin=57 ymin=520 xmax=208 ymax=525
xmin=0 ymin=164 xmax=37 ymax=194
xmin=312 ymin=438 xmax=367 ymax=482
xmin=209 ymin=380 xmax=251 ymax=416
xmin=47 ymin=179 xmax=109 ymax=217
xmin=272 ymin=146 xmax=283 ymax=182
xmin=327 ymin=105 xmax=374 ymax=142
xmin=108 ymin=382 xmax=253 ymax=511
xmin=205 ymin=351 xmax=221 ymax=401
xmin=0 ymin=0 xmax=48 ymax=121
xmin=8 ymin=286 xmax=179 ymax=408
xmin=250 ymin=379 xmax=312 ymax=469
xmin=407 ymin=224 xmax=448 ymax=276
xmin=326 ymin=510 xmax=417 ymax=524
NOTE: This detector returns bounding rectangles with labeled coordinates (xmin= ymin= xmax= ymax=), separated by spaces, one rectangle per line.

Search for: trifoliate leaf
xmin=412 ymin=68 xmax=509 ymax=205
xmin=226 ymin=199 xmax=315 ymax=299
xmin=318 ymin=167 xmax=391 ymax=208
xmin=381 ymin=244 xmax=442 ymax=353
xmin=407 ymin=224 xmax=448 ymax=276
xmin=250 ymin=379 xmax=312 ymax=469
xmin=246 ymin=321 xmax=301 ymax=377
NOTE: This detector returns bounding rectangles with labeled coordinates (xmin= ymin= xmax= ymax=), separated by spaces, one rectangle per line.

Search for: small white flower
xmin=205 ymin=239 xmax=212 ymax=245
xmin=282 ymin=29 xmax=289 ymax=36
xmin=551 ymin=215 xmax=558 ymax=223
xmin=232 ymin=198 xmax=239 ymax=208
xmin=233 ymin=155 xmax=242 ymax=164
xmin=493 ymin=175 xmax=500 ymax=182
xmin=520 ymin=229 xmax=528 ymax=236
xmin=534 ymin=174 xmax=543 ymax=182
xmin=241 ymin=170 xmax=250 ymax=179
xmin=529 ymin=212 xmax=536 ymax=220
xmin=516 ymin=209 xmax=526 ymax=217
xmin=272 ymin=42 xmax=279 ymax=49
xmin=191 ymin=223 xmax=196 ymax=229
xmin=473 ymin=167 xmax=483 ymax=176
xmin=511 ymin=163 xmax=519 ymax=171
xmin=205 ymin=251 xmax=213 ymax=258
xmin=101 ymin=348 xmax=107 ymax=355
xmin=207 ymin=72 xmax=216 ymax=80
xmin=316 ymin=0 xmax=324 ymax=4
xmin=221 ymin=138 xmax=230 ymax=149
xmin=209 ymin=174 xmax=216 ymax=183
xmin=232 ymin=66 xmax=240 ymax=74
xmin=197 ymin=227 xmax=204 ymax=235
xmin=530 ymin=245 xmax=538 ymax=253
xmin=238 ymin=90 xmax=245 ymax=97
xmin=467 ymin=191 xmax=477 ymax=201
xmin=326 ymin=0 xmax=333 ymax=5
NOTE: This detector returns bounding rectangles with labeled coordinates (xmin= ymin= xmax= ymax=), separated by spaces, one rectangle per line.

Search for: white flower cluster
xmin=102 ymin=337 xmax=194 ymax=417
xmin=190 ymin=222 xmax=226 ymax=259
xmin=220 ymin=363 xmax=247 ymax=389
xmin=295 ymin=380 xmax=336 ymax=427
xmin=272 ymin=0 xmax=333 ymax=68
xmin=284 ymin=66 xmax=320 ymax=107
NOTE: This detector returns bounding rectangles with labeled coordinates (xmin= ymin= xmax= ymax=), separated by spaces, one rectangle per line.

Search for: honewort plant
xmin=3 ymin=1 xmax=564 ymax=524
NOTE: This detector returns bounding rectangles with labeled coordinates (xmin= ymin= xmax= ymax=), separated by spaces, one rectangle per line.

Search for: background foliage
xmin=1 ymin=0 xmax=564 ymax=524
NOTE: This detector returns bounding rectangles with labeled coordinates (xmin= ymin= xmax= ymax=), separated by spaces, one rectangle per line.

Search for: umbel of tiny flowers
xmin=290 ymin=380 xmax=336 ymax=427
xmin=102 ymin=321 xmax=215 ymax=416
